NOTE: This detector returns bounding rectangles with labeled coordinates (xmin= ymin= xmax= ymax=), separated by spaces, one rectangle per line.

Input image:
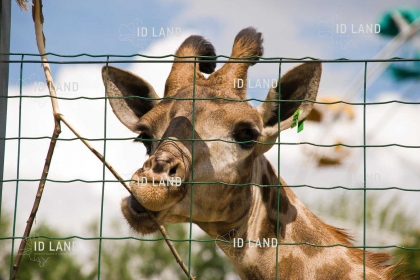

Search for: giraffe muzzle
xmin=129 ymin=150 xmax=189 ymax=212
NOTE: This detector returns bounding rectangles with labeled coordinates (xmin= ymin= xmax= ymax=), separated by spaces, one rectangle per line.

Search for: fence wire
xmin=1 ymin=53 xmax=420 ymax=280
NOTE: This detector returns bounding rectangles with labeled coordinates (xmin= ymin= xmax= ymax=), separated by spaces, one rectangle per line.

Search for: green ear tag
xmin=291 ymin=109 xmax=301 ymax=129
xmin=297 ymin=118 xmax=306 ymax=133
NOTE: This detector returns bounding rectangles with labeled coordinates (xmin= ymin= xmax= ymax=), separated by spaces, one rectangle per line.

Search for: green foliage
xmin=0 ymin=211 xmax=234 ymax=280
xmin=0 ymin=214 xmax=92 ymax=280
xmin=98 ymin=221 xmax=234 ymax=280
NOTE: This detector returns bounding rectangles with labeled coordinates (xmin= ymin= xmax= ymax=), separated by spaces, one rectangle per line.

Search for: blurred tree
xmin=97 ymin=219 xmax=235 ymax=280
xmin=0 ymin=212 xmax=93 ymax=280
xmin=0 ymin=211 xmax=235 ymax=280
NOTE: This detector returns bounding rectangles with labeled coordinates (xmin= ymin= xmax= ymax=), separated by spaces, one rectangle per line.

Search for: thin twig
xmin=13 ymin=1 xmax=195 ymax=279
xmin=12 ymin=122 xmax=61 ymax=279
xmin=150 ymin=215 xmax=195 ymax=279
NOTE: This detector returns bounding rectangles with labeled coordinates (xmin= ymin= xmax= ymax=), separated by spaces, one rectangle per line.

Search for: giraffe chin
xmin=130 ymin=182 xmax=185 ymax=212
xmin=121 ymin=196 xmax=160 ymax=235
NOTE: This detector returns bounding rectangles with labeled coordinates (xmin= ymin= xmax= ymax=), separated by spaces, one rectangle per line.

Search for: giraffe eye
xmin=135 ymin=132 xmax=152 ymax=155
xmin=233 ymin=125 xmax=261 ymax=149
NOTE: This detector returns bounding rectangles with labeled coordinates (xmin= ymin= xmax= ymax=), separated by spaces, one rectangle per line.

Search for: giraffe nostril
xmin=169 ymin=165 xmax=178 ymax=177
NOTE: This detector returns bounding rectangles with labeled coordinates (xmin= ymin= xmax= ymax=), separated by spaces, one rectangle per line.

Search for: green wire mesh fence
xmin=1 ymin=53 xmax=420 ymax=280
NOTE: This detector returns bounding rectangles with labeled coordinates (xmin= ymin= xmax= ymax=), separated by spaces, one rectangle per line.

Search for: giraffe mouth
xmin=127 ymin=195 xmax=162 ymax=217
xmin=129 ymin=195 xmax=147 ymax=215
xmin=122 ymin=173 xmax=188 ymax=234
xmin=122 ymin=195 xmax=161 ymax=234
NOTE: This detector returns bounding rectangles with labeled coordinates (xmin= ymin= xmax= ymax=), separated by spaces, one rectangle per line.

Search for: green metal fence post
xmin=0 ymin=0 xmax=11 ymax=222
xmin=9 ymin=54 xmax=24 ymax=280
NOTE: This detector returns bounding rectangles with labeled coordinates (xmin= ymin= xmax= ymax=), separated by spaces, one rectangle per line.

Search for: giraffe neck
xmin=213 ymin=155 xmax=394 ymax=280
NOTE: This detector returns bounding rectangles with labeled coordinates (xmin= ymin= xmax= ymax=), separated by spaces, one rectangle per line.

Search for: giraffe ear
xmin=102 ymin=66 xmax=159 ymax=133
xmin=256 ymin=63 xmax=321 ymax=154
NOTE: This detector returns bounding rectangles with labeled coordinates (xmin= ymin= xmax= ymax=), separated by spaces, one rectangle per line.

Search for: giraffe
xmin=101 ymin=27 xmax=402 ymax=279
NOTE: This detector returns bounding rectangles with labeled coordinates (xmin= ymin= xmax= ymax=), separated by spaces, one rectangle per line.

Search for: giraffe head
xmin=102 ymin=27 xmax=321 ymax=234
